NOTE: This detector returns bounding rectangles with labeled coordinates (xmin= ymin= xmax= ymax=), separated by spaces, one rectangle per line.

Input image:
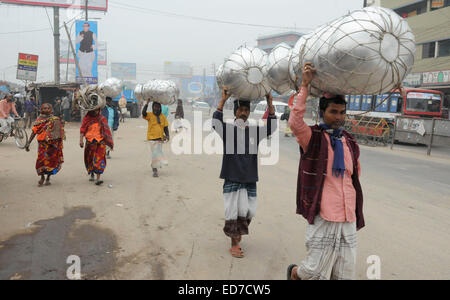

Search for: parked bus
xmin=345 ymin=88 xmax=445 ymax=122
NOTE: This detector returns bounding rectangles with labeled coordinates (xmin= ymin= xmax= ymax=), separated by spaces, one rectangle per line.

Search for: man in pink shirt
xmin=0 ymin=94 xmax=20 ymax=136
xmin=287 ymin=63 xmax=365 ymax=280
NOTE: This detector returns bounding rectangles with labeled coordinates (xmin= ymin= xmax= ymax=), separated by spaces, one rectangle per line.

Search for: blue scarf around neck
xmin=319 ymin=124 xmax=346 ymax=178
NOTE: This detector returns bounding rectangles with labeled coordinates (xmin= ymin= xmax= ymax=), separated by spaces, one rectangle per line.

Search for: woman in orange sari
xmin=25 ymin=103 xmax=64 ymax=187
xmin=80 ymin=108 xmax=114 ymax=185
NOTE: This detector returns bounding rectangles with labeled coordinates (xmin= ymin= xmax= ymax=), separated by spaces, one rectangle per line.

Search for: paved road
xmin=0 ymin=109 xmax=449 ymax=280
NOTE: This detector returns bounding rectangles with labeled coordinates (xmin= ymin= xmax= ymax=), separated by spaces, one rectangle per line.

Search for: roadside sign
xmin=16 ymin=53 xmax=38 ymax=81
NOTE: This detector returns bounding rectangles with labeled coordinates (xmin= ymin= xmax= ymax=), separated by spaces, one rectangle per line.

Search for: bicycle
xmin=0 ymin=118 xmax=29 ymax=149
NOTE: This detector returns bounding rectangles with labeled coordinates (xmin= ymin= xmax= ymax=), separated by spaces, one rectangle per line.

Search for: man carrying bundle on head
xmin=287 ymin=63 xmax=364 ymax=280
xmin=25 ymin=103 xmax=64 ymax=187
xmin=142 ymin=98 xmax=170 ymax=178
xmin=212 ymin=88 xmax=277 ymax=259
xmin=80 ymin=108 xmax=114 ymax=186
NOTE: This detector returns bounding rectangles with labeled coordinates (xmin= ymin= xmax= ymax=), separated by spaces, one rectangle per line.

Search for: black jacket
xmin=212 ymin=110 xmax=277 ymax=183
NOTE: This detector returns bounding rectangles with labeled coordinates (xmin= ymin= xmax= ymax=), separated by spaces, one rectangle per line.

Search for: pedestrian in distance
xmin=101 ymin=97 xmax=120 ymax=159
xmin=142 ymin=98 xmax=170 ymax=178
xmin=80 ymin=108 xmax=114 ymax=186
xmin=25 ymin=103 xmax=64 ymax=187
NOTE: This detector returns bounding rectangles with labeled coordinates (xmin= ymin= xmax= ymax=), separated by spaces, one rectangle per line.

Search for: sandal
xmin=95 ymin=180 xmax=104 ymax=186
xmin=287 ymin=264 xmax=298 ymax=280
xmin=229 ymin=246 xmax=245 ymax=258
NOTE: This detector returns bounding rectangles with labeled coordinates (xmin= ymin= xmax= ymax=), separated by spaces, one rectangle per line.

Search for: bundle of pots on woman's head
xmin=78 ymin=77 xmax=124 ymax=111
xmin=220 ymin=6 xmax=416 ymax=100
xmin=135 ymin=80 xmax=179 ymax=106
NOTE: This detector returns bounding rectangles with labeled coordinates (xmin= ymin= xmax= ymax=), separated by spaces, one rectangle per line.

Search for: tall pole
xmin=203 ymin=68 xmax=206 ymax=98
xmin=64 ymin=22 xmax=86 ymax=86
xmin=54 ymin=7 xmax=60 ymax=84
xmin=85 ymin=0 xmax=89 ymax=21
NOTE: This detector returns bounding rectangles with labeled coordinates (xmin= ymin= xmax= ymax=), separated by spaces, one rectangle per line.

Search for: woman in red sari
xmin=25 ymin=103 xmax=64 ymax=187
xmin=80 ymin=108 xmax=114 ymax=185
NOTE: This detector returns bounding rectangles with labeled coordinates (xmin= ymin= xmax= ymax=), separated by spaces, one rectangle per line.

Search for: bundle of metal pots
xmin=134 ymin=80 xmax=179 ymax=105
xmin=78 ymin=77 xmax=123 ymax=111
xmin=288 ymin=6 xmax=416 ymax=96
xmin=219 ymin=7 xmax=415 ymax=99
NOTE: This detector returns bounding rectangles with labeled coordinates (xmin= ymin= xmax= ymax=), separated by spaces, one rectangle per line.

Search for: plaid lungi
xmin=223 ymin=181 xmax=257 ymax=238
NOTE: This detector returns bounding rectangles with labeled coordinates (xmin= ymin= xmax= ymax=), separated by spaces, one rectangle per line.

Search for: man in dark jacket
xmin=213 ymin=88 xmax=277 ymax=258
xmin=101 ymin=97 xmax=119 ymax=159
xmin=286 ymin=63 xmax=364 ymax=280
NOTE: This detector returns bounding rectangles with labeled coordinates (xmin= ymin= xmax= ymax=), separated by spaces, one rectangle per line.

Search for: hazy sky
xmin=0 ymin=0 xmax=363 ymax=83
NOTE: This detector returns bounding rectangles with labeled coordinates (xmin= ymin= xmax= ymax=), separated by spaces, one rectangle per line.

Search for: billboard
xmin=181 ymin=76 xmax=217 ymax=98
xmin=111 ymin=63 xmax=137 ymax=81
xmin=60 ymin=40 xmax=107 ymax=65
xmin=17 ymin=53 xmax=38 ymax=81
xmin=75 ymin=20 xmax=98 ymax=84
xmin=0 ymin=0 xmax=108 ymax=11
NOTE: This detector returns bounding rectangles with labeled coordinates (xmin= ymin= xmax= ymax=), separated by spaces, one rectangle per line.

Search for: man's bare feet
xmin=38 ymin=177 xmax=45 ymax=187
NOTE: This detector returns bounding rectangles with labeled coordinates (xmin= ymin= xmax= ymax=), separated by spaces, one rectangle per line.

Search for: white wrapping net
xmin=99 ymin=77 xmax=123 ymax=98
xmin=220 ymin=46 xmax=271 ymax=101
xmin=141 ymin=80 xmax=180 ymax=105
xmin=267 ymin=43 xmax=294 ymax=95
xmin=289 ymin=6 xmax=416 ymax=96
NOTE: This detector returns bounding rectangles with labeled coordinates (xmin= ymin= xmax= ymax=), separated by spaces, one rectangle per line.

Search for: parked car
xmin=192 ymin=101 xmax=210 ymax=110
xmin=253 ymin=101 xmax=289 ymax=119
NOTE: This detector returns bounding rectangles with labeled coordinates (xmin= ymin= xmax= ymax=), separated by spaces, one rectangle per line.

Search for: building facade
xmin=256 ymin=31 xmax=303 ymax=53
xmin=368 ymin=0 xmax=450 ymax=103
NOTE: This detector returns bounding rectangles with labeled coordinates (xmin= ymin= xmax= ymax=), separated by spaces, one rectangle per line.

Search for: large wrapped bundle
xmin=78 ymin=85 xmax=106 ymax=111
xmin=289 ymin=6 xmax=416 ymax=96
xmin=216 ymin=64 xmax=225 ymax=90
xmin=99 ymin=77 xmax=123 ymax=98
xmin=134 ymin=84 xmax=144 ymax=102
xmin=267 ymin=43 xmax=295 ymax=95
xmin=220 ymin=46 xmax=271 ymax=101
xmin=141 ymin=80 xmax=179 ymax=105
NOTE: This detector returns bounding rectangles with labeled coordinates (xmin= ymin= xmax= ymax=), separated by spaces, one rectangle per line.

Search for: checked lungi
xmin=297 ymin=215 xmax=357 ymax=280
xmin=223 ymin=181 xmax=258 ymax=238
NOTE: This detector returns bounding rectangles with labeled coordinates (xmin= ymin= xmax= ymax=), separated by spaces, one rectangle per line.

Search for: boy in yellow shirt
xmin=142 ymin=98 xmax=170 ymax=177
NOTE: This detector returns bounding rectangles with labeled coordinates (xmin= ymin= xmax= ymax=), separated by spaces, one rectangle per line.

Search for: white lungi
xmin=297 ymin=215 xmax=357 ymax=280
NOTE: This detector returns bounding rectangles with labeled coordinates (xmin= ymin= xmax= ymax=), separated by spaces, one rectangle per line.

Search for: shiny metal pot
xmin=221 ymin=46 xmax=271 ymax=101
xmin=99 ymin=77 xmax=123 ymax=98
xmin=267 ymin=43 xmax=295 ymax=95
xmin=290 ymin=7 xmax=416 ymax=96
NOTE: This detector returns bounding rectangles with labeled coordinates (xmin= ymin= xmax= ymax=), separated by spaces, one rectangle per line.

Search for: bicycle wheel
xmin=14 ymin=127 xmax=28 ymax=149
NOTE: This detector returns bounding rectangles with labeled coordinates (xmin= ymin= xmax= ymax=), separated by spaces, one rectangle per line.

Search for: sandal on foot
xmin=95 ymin=180 xmax=104 ymax=186
xmin=229 ymin=247 xmax=244 ymax=258
xmin=287 ymin=264 xmax=298 ymax=280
